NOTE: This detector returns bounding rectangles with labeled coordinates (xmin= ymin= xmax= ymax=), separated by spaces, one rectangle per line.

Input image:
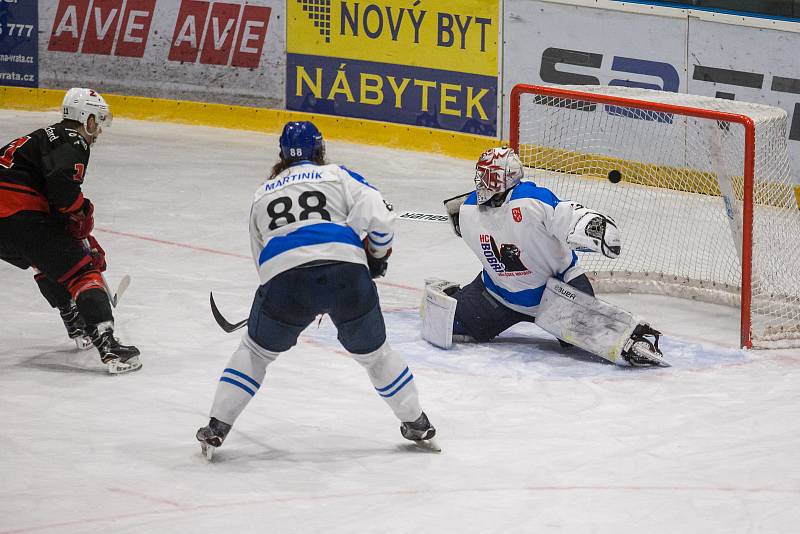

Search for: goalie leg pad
xmin=536 ymin=278 xmax=641 ymax=365
xmin=420 ymin=280 xmax=458 ymax=349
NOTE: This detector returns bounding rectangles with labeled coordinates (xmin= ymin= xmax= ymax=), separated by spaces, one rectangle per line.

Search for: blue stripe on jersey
xmin=370 ymin=231 xmax=388 ymax=238
xmin=463 ymin=191 xmax=478 ymax=205
xmin=557 ymin=252 xmax=578 ymax=281
xmin=219 ymin=376 xmax=256 ymax=396
xmin=510 ymin=182 xmax=560 ymax=208
xmin=341 ymin=166 xmax=378 ymax=191
xmin=223 ymin=368 xmax=261 ymax=389
xmin=259 ymin=222 xmax=363 ymax=266
xmin=375 ymin=367 xmax=414 ymax=398
xmin=482 ymin=270 xmax=546 ymax=308
xmin=368 ymin=233 xmax=393 ymax=246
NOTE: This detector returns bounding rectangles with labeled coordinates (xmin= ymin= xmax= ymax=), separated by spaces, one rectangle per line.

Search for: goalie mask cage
xmin=509 ymin=84 xmax=800 ymax=349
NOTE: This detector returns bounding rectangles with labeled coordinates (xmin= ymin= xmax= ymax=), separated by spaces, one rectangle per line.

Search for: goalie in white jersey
xmin=421 ymin=147 xmax=668 ymax=367
xmin=196 ymin=122 xmax=437 ymax=458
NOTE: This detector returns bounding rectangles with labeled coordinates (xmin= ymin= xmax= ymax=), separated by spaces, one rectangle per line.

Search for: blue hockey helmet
xmin=279 ymin=121 xmax=325 ymax=163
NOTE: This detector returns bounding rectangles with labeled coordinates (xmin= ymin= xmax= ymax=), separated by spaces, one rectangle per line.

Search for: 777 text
xmin=0 ymin=24 xmax=34 ymax=37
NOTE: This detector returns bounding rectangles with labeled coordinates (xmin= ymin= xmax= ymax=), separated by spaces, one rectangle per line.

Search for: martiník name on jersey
xmin=262 ymin=170 xmax=325 ymax=193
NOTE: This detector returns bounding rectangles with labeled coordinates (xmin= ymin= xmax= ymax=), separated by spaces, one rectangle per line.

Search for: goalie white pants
xmin=209 ymin=334 xmax=423 ymax=426
xmin=453 ymin=273 xmax=595 ymax=342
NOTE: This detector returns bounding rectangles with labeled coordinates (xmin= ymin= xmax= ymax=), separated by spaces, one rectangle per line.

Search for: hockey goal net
xmin=510 ymin=84 xmax=800 ymax=349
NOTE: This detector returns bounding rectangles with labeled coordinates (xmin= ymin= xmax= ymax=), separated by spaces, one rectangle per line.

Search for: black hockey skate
xmin=622 ymin=323 xmax=670 ymax=367
xmin=59 ymin=304 xmax=92 ymax=349
xmin=196 ymin=417 xmax=232 ymax=460
xmin=89 ymin=324 xmax=141 ymax=374
xmin=401 ymin=412 xmax=440 ymax=452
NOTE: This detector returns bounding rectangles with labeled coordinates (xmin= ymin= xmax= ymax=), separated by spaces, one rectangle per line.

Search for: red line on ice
xmin=96 ymin=227 xmax=420 ymax=293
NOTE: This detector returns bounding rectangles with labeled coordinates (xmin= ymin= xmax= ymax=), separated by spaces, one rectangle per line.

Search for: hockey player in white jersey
xmin=421 ymin=147 xmax=667 ymax=367
xmin=196 ymin=122 xmax=437 ymax=458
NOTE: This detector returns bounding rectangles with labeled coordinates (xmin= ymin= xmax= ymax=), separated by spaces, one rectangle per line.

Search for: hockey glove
xmin=85 ymin=235 xmax=107 ymax=272
xmin=443 ymin=191 xmax=472 ymax=238
xmin=368 ymin=256 xmax=388 ymax=278
xmin=66 ymin=199 xmax=95 ymax=240
xmin=367 ymin=249 xmax=391 ymax=279
xmin=567 ymin=212 xmax=621 ymax=259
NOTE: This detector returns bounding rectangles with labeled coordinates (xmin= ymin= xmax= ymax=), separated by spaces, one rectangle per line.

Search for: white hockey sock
xmin=209 ymin=335 xmax=279 ymax=425
xmin=351 ymin=342 xmax=423 ymax=423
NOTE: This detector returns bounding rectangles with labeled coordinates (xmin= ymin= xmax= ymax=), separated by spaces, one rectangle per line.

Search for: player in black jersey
xmin=0 ymin=88 xmax=140 ymax=374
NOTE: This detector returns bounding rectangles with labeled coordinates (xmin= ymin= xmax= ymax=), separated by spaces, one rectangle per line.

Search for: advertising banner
xmin=688 ymin=18 xmax=800 ymax=180
xmin=286 ymin=0 xmax=500 ymax=136
xmin=39 ymin=0 xmax=285 ymax=107
xmin=502 ymin=0 xmax=687 ymax=138
xmin=0 ymin=1 xmax=38 ymax=88
xmin=502 ymin=0 xmax=800 ymax=183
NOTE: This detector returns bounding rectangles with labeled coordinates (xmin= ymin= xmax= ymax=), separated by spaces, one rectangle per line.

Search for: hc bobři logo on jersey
xmin=479 ymin=234 xmax=530 ymax=276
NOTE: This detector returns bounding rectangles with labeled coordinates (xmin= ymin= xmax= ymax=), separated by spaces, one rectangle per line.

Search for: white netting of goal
xmin=512 ymin=85 xmax=800 ymax=348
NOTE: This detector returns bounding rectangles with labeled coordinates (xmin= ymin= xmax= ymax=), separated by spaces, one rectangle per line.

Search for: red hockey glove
xmin=86 ymin=234 xmax=106 ymax=272
xmin=66 ymin=199 xmax=94 ymax=239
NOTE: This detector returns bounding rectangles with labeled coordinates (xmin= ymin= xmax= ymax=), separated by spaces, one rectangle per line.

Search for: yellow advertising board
xmin=287 ymin=0 xmax=500 ymax=136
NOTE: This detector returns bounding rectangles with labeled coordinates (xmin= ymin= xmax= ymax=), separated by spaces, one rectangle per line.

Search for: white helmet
xmin=474 ymin=147 xmax=525 ymax=204
xmin=62 ymin=88 xmax=112 ymax=128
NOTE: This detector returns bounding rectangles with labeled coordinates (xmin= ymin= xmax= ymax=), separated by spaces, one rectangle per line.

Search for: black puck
xmin=608 ymin=169 xmax=622 ymax=183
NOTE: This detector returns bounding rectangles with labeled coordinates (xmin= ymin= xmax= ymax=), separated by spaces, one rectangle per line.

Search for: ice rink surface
xmin=1 ymin=111 xmax=799 ymax=534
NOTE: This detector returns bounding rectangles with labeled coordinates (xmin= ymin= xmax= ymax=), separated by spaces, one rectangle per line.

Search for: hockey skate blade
xmin=630 ymin=344 xmax=671 ymax=368
xmin=74 ymin=336 xmax=93 ymax=351
xmin=200 ymin=442 xmax=216 ymax=461
xmin=106 ymin=356 xmax=142 ymax=375
xmin=651 ymin=356 xmax=671 ymax=368
xmin=412 ymin=438 xmax=441 ymax=453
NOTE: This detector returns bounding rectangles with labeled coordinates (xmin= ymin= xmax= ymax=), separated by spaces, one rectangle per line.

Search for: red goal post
xmin=509 ymin=83 xmax=800 ymax=349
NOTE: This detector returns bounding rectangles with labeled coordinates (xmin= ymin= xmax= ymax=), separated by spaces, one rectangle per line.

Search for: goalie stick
xmin=397 ymin=211 xmax=449 ymax=223
xmin=210 ymin=292 xmax=248 ymax=333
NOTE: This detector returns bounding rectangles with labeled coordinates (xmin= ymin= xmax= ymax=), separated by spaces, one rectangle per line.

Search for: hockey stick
xmin=397 ymin=211 xmax=449 ymax=223
xmin=397 ymin=192 xmax=472 ymax=235
xmin=105 ymin=274 xmax=131 ymax=308
xmin=83 ymin=239 xmax=130 ymax=307
xmin=209 ymin=292 xmax=248 ymax=333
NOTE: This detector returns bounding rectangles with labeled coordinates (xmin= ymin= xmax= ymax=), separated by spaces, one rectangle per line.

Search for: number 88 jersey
xmin=249 ymin=162 xmax=395 ymax=284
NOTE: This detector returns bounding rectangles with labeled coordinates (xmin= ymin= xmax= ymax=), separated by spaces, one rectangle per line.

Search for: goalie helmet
xmin=279 ymin=121 xmax=325 ymax=163
xmin=474 ymin=147 xmax=524 ymax=204
xmin=62 ymin=88 xmax=112 ymax=128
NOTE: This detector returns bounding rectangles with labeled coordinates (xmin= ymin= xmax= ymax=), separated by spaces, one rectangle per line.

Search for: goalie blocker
xmin=421 ymin=278 xmax=669 ymax=367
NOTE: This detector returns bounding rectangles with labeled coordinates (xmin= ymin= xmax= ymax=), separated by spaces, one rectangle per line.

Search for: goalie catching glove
xmin=566 ymin=208 xmax=621 ymax=259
